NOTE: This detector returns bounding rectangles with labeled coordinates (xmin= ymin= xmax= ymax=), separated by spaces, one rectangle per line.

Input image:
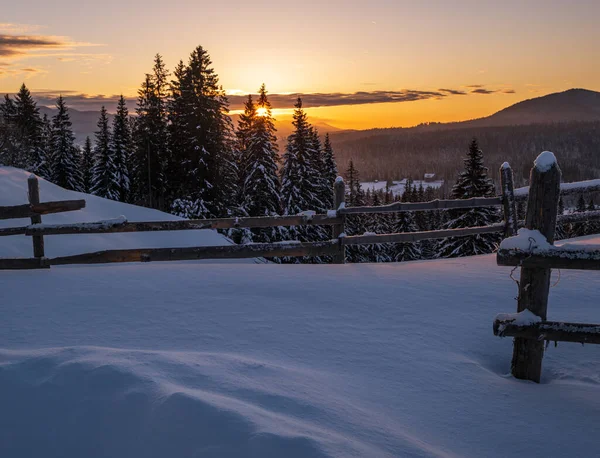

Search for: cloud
xmin=227 ymin=89 xmax=455 ymax=110
xmin=0 ymin=34 xmax=70 ymax=57
xmin=471 ymin=88 xmax=497 ymax=94
xmin=466 ymin=84 xmax=484 ymax=88
xmin=502 ymin=89 xmax=516 ymax=94
xmin=438 ymin=88 xmax=467 ymax=95
xmin=28 ymin=91 xmax=134 ymax=111
xmin=21 ymin=67 xmax=39 ymax=72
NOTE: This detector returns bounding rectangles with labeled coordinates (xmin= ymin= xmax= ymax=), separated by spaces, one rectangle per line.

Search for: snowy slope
xmin=2 ymin=238 xmax=600 ymax=457
xmin=0 ymin=167 xmax=253 ymax=261
xmin=361 ymin=178 xmax=444 ymax=197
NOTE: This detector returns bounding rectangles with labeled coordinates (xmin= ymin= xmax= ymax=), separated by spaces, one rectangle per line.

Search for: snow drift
xmin=2 ymin=241 xmax=600 ymax=457
xmin=0 ymin=166 xmax=253 ymax=261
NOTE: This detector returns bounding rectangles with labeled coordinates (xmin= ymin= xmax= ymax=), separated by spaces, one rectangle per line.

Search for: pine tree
xmin=91 ymin=106 xmax=119 ymax=200
xmin=14 ymin=84 xmax=44 ymax=171
xmin=168 ymin=46 xmax=237 ymax=219
xmin=572 ymin=194 xmax=590 ymax=237
xmin=436 ymin=138 xmax=500 ymax=258
xmin=322 ymin=133 xmax=338 ymax=205
xmin=111 ymin=95 xmax=132 ymax=201
xmin=49 ymin=96 xmax=82 ymax=191
xmin=241 ymin=84 xmax=283 ymax=243
xmin=133 ymin=54 xmax=170 ymax=209
xmin=81 ymin=136 xmax=94 ymax=193
xmin=281 ymin=98 xmax=321 ymax=217
xmin=36 ymin=114 xmax=52 ymax=180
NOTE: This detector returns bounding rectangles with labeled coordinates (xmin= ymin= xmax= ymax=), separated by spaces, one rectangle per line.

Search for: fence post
xmin=28 ymin=174 xmax=45 ymax=259
xmin=332 ymin=177 xmax=346 ymax=264
xmin=512 ymin=152 xmax=561 ymax=382
xmin=500 ymin=162 xmax=518 ymax=237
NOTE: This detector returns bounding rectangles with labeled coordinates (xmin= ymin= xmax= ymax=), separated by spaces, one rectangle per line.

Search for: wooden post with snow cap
xmin=27 ymin=174 xmax=45 ymax=260
xmin=512 ymin=151 xmax=561 ymax=383
xmin=500 ymin=162 xmax=518 ymax=238
xmin=332 ymin=176 xmax=346 ymax=264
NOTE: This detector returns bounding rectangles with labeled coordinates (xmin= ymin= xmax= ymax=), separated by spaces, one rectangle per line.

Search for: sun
xmin=256 ymin=107 xmax=268 ymax=117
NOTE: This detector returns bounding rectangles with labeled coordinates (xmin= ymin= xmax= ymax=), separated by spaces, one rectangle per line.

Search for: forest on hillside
xmin=331 ymin=121 xmax=600 ymax=186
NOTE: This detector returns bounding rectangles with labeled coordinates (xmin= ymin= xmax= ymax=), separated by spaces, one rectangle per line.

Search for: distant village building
xmin=424 ymin=173 xmax=436 ymax=182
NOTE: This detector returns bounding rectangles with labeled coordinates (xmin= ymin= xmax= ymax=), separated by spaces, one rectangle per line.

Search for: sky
xmin=1 ymin=0 xmax=599 ymax=129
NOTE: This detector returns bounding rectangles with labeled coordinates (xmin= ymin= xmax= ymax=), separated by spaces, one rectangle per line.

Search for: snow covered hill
xmin=2 ymin=239 xmax=600 ymax=457
xmin=0 ymin=167 xmax=253 ymax=261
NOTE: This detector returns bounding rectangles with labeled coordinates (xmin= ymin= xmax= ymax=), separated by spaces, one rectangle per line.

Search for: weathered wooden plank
xmin=28 ymin=175 xmax=45 ymax=258
xmin=0 ymin=257 xmax=49 ymax=270
xmin=494 ymin=319 xmax=600 ymax=344
xmin=342 ymin=224 xmax=505 ymax=245
xmin=497 ymin=248 xmax=600 ymax=270
xmin=512 ymin=152 xmax=561 ymax=383
xmin=339 ymin=196 xmax=502 ymax=215
xmin=500 ymin=163 xmax=518 ymax=237
xmin=0 ymin=199 xmax=86 ymax=220
xmin=332 ymin=178 xmax=346 ymax=264
xmin=48 ymin=240 xmax=340 ymax=266
xmin=25 ymin=214 xmax=343 ymax=235
xmin=0 ymin=226 xmax=28 ymax=236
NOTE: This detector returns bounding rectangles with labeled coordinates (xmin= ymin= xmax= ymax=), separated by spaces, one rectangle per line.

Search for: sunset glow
xmin=1 ymin=0 xmax=599 ymax=128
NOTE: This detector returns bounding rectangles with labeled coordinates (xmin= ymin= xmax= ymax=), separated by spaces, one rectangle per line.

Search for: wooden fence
xmin=493 ymin=154 xmax=600 ymax=383
xmin=1 ymin=160 xmax=599 ymax=271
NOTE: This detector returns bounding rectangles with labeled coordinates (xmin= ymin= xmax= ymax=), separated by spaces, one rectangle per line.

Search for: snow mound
xmin=0 ymin=167 xmax=254 ymax=262
xmin=3 ymin=247 xmax=600 ymax=457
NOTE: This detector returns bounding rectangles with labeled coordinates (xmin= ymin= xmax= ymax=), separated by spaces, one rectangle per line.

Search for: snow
xmin=500 ymin=228 xmax=600 ymax=254
xmin=515 ymin=178 xmax=600 ymax=197
xmin=334 ymin=176 xmax=344 ymax=183
xmin=362 ymin=231 xmax=377 ymax=236
xmin=0 ymin=167 xmax=253 ymax=262
xmin=3 ymin=237 xmax=600 ymax=457
xmin=501 ymin=161 xmax=510 ymax=170
xmin=499 ymin=228 xmax=552 ymax=251
xmin=30 ymin=215 xmax=128 ymax=230
xmin=495 ymin=309 xmax=542 ymax=329
xmin=327 ymin=210 xmax=337 ymax=217
xmin=297 ymin=210 xmax=316 ymax=217
xmin=534 ymin=151 xmax=557 ymax=172
xmin=361 ymin=178 xmax=444 ymax=197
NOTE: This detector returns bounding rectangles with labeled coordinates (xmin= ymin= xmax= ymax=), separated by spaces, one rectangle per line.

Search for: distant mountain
xmin=467 ymin=88 xmax=600 ymax=127
xmin=328 ymin=89 xmax=600 ymax=184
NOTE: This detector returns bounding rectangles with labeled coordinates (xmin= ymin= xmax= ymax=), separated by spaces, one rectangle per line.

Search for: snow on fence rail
xmin=493 ymin=152 xmax=600 ymax=384
xmin=1 ymin=158 xmax=600 ymax=271
xmin=514 ymin=178 xmax=600 ymax=201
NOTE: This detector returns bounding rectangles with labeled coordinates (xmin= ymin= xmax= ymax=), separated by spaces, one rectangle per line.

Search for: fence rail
xmin=1 ymin=162 xmax=599 ymax=271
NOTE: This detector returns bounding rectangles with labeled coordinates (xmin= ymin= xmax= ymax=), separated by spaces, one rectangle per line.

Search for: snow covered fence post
xmin=27 ymin=175 xmax=45 ymax=260
xmin=332 ymin=177 xmax=346 ymax=264
xmin=512 ymin=152 xmax=561 ymax=383
xmin=500 ymin=162 xmax=518 ymax=238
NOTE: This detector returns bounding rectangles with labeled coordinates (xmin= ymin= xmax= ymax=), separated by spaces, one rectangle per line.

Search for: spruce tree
xmin=133 ymin=54 xmax=170 ymax=209
xmin=168 ymin=46 xmax=237 ymax=219
xmin=36 ymin=114 xmax=52 ymax=180
xmin=436 ymin=138 xmax=500 ymax=258
xmin=49 ymin=96 xmax=82 ymax=191
xmin=14 ymin=83 xmax=44 ymax=171
xmin=572 ymin=194 xmax=589 ymax=237
xmin=81 ymin=136 xmax=94 ymax=193
xmin=111 ymin=95 xmax=132 ymax=201
xmin=91 ymin=106 xmax=119 ymax=200
xmin=242 ymin=84 xmax=283 ymax=243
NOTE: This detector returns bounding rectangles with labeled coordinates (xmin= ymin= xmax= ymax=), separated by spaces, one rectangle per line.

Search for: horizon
xmin=2 ymin=1 xmax=599 ymax=129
